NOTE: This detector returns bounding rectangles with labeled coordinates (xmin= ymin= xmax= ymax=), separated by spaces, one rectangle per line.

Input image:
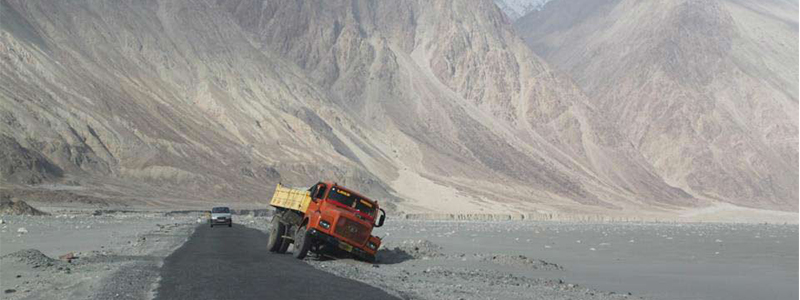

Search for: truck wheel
xmin=277 ymin=237 xmax=290 ymax=254
xmin=267 ymin=217 xmax=285 ymax=252
xmin=292 ymin=225 xmax=311 ymax=259
xmin=276 ymin=224 xmax=291 ymax=254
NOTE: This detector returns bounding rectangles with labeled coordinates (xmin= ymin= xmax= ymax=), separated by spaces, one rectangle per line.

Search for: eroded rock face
xmin=0 ymin=135 xmax=63 ymax=185
xmin=0 ymin=0 xmax=780 ymax=215
xmin=218 ymin=0 xmax=697 ymax=211
xmin=0 ymin=0 xmax=400 ymax=208
xmin=516 ymin=0 xmax=799 ymax=210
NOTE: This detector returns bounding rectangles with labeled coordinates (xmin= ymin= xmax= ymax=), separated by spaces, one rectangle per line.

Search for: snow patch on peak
xmin=494 ymin=0 xmax=553 ymax=21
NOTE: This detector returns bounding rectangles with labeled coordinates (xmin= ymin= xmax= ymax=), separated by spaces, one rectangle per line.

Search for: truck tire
xmin=267 ymin=217 xmax=285 ymax=252
xmin=292 ymin=225 xmax=311 ymax=259
xmin=277 ymin=237 xmax=290 ymax=254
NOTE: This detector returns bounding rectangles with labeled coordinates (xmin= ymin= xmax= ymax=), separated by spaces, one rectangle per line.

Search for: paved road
xmin=154 ymin=224 xmax=398 ymax=300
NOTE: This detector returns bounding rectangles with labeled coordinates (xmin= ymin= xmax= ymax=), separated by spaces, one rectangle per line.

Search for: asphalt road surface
xmin=154 ymin=224 xmax=398 ymax=300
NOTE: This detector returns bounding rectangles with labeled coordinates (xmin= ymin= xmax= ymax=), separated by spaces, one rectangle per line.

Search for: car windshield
xmin=212 ymin=207 xmax=230 ymax=213
xmin=327 ymin=187 xmax=375 ymax=217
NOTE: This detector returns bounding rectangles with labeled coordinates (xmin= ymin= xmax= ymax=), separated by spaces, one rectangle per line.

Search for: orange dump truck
xmin=267 ymin=182 xmax=386 ymax=262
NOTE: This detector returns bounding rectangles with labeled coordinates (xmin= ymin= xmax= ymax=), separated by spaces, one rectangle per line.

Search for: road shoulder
xmin=0 ymin=210 xmax=197 ymax=300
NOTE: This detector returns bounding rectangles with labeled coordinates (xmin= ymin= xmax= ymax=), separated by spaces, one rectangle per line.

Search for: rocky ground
xmin=0 ymin=207 xmax=198 ymax=300
xmin=340 ymin=220 xmax=797 ymax=300
xmin=305 ymin=240 xmax=632 ymax=300
xmin=2 ymin=204 xmax=796 ymax=300
xmin=243 ymin=217 xmax=643 ymax=300
xmin=247 ymin=219 xmax=797 ymax=300
xmin=0 ymin=196 xmax=49 ymax=216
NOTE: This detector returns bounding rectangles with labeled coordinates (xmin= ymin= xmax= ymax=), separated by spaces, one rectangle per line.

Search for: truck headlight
xmin=319 ymin=220 xmax=331 ymax=229
xmin=367 ymin=242 xmax=377 ymax=250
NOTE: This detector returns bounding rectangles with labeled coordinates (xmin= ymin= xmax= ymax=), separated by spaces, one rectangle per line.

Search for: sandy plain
xmin=1 ymin=204 xmax=796 ymax=300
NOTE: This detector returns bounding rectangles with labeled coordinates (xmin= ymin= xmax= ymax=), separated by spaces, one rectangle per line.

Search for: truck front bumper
xmin=308 ymin=228 xmax=373 ymax=260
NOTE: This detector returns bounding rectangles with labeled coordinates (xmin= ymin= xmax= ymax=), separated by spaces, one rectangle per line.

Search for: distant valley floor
xmin=2 ymin=202 xmax=796 ymax=300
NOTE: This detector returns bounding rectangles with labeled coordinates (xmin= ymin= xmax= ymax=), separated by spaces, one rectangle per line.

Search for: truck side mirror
xmin=375 ymin=208 xmax=386 ymax=227
xmin=310 ymin=183 xmax=326 ymax=202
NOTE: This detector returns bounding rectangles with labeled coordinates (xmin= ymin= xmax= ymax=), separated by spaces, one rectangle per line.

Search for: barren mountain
xmin=0 ymin=0 xmax=765 ymax=218
xmin=1 ymin=0 xmax=401 ymax=208
xmin=516 ymin=0 xmax=798 ymax=211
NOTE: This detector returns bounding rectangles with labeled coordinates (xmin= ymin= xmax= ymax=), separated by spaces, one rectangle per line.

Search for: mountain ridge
xmin=1 ymin=0 xmax=792 ymax=219
xmin=515 ymin=0 xmax=798 ymax=211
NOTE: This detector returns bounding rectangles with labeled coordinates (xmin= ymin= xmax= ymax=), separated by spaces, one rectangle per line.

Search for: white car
xmin=210 ymin=207 xmax=232 ymax=227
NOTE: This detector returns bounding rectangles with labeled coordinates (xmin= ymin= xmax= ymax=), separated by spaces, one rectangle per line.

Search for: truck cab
xmin=267 ymin=182 xmax=386 ymax=262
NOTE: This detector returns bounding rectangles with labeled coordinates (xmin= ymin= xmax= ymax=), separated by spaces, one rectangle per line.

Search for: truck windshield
xmin=212 ymin=207 xmax=230 ymax=213
xmin=327 ymin=187 xmax=375 ymax=217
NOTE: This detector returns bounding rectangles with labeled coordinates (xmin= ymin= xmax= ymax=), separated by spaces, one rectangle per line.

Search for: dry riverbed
xmin=245 ymin=218 xmax=643 ymax=300
xmin=2 ymin=207 xmax=796 ymax=300
xmin=249 ymin=219 xmax=797 ymax=300
xmin=334 ymin=220 xmax=798 ymax=300
xmin=0 ymin=208 xmax=198 ymax=300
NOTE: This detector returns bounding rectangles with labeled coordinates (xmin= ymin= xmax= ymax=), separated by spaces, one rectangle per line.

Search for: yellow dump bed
xmin=269 ymin=184 xmax=312 ymax=213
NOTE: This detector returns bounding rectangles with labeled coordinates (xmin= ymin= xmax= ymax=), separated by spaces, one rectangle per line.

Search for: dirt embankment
xmin=0 ymin=208 xmax=197 ymax=300
xmin=0 ymin=196 xmax=49 ymax=216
